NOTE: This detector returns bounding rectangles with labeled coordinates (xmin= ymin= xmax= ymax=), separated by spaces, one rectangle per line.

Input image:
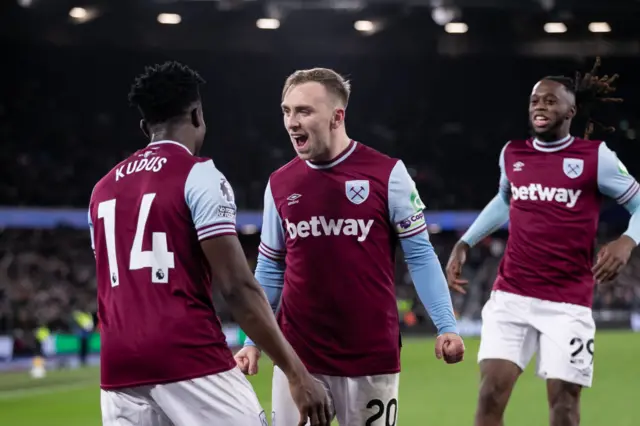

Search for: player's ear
xmin=191 ymin=108 xmax=201 ymax=128
xmin=331 ymin=108 xmax=345 ymax=130
xmin=567 ymin=104 xmax=577 ymax=120
xmin=139 ymin=120 xmax=149 ymax=138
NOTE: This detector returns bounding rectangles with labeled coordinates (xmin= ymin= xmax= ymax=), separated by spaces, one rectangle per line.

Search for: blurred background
xmin=1 ymin=0 xmax=640 ymax=425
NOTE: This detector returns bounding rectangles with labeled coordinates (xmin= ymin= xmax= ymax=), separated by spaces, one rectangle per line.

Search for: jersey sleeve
xmin=184 ymin=160 xmax=237 ymax=241
xmin=257 ymin=180 xmax=286 ymax=261
xmin=498 ymin=142 xmax=511 ymax=201
xmin=388 ymin=160 xmax=428 ymax=239
xmin=597 ymin=142 xmax=640 ymax=205
xmin=88 ymin=210 xmax=95 ymax=257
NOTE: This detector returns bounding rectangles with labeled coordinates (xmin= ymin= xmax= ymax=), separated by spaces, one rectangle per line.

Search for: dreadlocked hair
xmin=128 ymin=61 xmax=206 ymax=125
xmin=543 ymin=57 xmax=622 ymax=140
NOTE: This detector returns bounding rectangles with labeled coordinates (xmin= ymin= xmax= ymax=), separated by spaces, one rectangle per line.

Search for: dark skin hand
xmin=592 ymin=235 xmax=636 ymax=284
xmin=446 ymin=241 xmax=470 ymax=294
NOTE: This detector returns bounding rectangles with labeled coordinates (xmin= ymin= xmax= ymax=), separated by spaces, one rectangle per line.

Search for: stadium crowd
xmin=1 ymin=45 xmax=640 ymax=354
xmin=1 ymin=228 xmax=638 ymax=342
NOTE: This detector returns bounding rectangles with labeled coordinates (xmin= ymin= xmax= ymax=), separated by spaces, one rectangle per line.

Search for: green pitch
xmin=1 ymin=332 xmax=638 ymax=426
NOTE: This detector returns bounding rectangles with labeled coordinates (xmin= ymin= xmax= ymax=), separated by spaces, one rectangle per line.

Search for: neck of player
xmin=149 ymin=128 xmax=196 ymax=155
xmin=320 ymin=132 xmax=351 ymax=162
xmin=534 ymin=124 xmax=572 ymax=145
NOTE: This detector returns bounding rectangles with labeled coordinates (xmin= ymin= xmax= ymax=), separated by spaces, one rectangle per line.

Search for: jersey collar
xmin=305 ymin=140 xmax=357 ymax=170
xmin=532 ymin=134 xmax=575 ymax=153
xmin=148 ymin=140 xmax=193 ymax=155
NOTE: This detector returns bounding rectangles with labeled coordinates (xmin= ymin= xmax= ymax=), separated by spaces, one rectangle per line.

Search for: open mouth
xmin=532 ymin=115 xmax=550 ymax=127
xmin=292 ymin=135 xmax=309 ymax=149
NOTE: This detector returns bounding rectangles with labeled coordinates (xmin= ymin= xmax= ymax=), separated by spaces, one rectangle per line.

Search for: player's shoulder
xmin=184 ymin=156 xmax=231 ymax=200
xmin=503 ymin=139 xmax=526 ymax=151
xmin=354 ymin=142 xmax=398 ymax=165
xmin=573 ymin=137 xmax=605 ymax=153
xmin=90 ymin=154 xmax=132 ymax=204
xmin=348 ymin=142 xmax=402 ymax=183
xmin=269 ymin=156 xmax=305 ymax=185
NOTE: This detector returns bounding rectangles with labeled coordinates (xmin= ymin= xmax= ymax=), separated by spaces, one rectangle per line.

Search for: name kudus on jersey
xmin=115 ymin=157 xmax=167 ymax=182
xmin=285 ymin=216 xmax=374 ymax=242
xmin=510 ymin=183 xmax=582 ymax=208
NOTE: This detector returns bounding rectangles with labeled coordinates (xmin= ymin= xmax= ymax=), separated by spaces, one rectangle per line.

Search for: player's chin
xmin=294 ymin=147 xmax=313 ymax=161
xmin=530 ymin=121 xmax=558 ymax=137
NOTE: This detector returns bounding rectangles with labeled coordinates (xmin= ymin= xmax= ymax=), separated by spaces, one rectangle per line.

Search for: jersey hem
xmin=99 ymin=364 xmax=236 ymax=390
xmin=303 ymin=365 xmax=401 ymax=378
xmin=492 ymin=285 xmax=592 ymax=309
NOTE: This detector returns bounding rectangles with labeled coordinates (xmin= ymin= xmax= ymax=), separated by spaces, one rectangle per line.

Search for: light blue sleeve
xmin=497 ymin=142 xmax=512 ymax=202
xmin=460 ymin=143 xmax=511 ymax=247
xmin=623 ymin=194 xmax=640 ymax=244
xmin=184 ymin=160 xmax=237 ymax=241
xmin=597 ymin=142 xmax=640 ymax=244
xmin=387 ymin=161 xmax=428 ymax=239
xmin=88 ymin=210 xmax=95 ymax=256
xmin=597 ymin=142 xmax=640 ymax=205
xmin=257 ymin=180 xmax=287 ymax=260
xmin=388 ymin=161 xmax=458 ymax=335
xmin=245 ymin=180 xmax=286 ymax=348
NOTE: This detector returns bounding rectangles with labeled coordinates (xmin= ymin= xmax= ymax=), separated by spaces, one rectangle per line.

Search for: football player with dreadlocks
xmin=446 ymin=58 xmax=640 ymax=426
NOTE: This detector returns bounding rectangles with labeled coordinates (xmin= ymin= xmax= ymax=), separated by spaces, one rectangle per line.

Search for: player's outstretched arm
xmin=594 ymin=144 xmax=640 ymax=282
xmin=388 ymin=160 xmax=464 ymax=363
xmin=400 ymin=233 xmax=465 ymax=364
xmin=237 ymin=253 xmax=285 ymax=375
xmin=241 ymin=179 xmax=287 ymax=354
xmin=447 ymin=144 xmax=512 ymax=292
xmin=446 ymin=193 xmax=511 ymax=292
xmin=201 ymin=236 xmax=331 ymax=426
xmin=200 ymin=236 xmax=296 ymax=372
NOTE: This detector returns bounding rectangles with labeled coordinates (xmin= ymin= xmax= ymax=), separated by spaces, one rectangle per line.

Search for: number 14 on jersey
xmin=97 ymin=193 xmax=175 ymax=286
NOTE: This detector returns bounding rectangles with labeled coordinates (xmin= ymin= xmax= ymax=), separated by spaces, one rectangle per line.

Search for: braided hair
xmin=544 ymin=57 xmax=622 ymax=140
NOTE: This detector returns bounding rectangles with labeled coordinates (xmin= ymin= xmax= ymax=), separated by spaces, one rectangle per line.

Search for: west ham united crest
xmin=563 ymin=158 xmax=584 ymax=179
xmin=345 ymin=180 xmax=369 ymax=205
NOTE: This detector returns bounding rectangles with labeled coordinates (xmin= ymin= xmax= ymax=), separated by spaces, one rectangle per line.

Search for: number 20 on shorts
xmin=366 ymin=398 xmax=398 ymax=426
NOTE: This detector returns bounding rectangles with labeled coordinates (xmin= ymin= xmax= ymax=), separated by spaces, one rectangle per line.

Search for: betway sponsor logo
xmin=285 ymin=216 xmax=374 ymax=242
xmin=510 ymin=183 xmax=581 ymax=208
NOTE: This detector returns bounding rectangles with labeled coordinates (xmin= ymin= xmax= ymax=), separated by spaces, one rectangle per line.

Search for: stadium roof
xmin=3 ymin=0 xmax=640 ymax=56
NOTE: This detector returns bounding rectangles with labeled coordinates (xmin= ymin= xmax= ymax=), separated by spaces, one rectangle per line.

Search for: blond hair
xmin=282 ymin=68 xmax=351 ymax=107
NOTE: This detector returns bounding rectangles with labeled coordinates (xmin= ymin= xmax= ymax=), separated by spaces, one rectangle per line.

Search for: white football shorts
xmin=271 ymin=365 xmax=399 ymax=426
xmin=478 ymin=290 xmax=596 ymax=387
xmin=100 ymin=367 xmax=267 ymax=426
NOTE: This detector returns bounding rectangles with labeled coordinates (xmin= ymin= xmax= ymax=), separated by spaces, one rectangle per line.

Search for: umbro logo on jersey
xmin=513 ymin=161 xmax=524 ymax=172
xmin=510 ymin=183 xmax=582 ymax=208
xmin=287 ymin=193 xmax=302 ymax=206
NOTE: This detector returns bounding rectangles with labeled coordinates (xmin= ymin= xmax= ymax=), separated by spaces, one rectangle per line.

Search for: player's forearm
xmin=460 ymin=193 xmax=510 ymax=248
xmin=244 ymin=254 xmax=285 ymax=347
xmin=254 ymin=253 xmax=285 ymax=311
xmin=223 ymin=281 xmax=306 ymax=380
xmin=400 ymin=233 xmax=458 ymax=334
xmin=622 ymin=193 xmax=640 ymax=245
